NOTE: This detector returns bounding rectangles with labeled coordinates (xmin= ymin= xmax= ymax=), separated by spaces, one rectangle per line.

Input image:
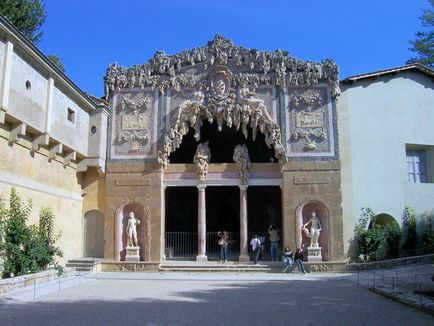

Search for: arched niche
xmin=296 ymin=200 xmax=330 ymax=261
xmin=115 ymin=201 xmax=150 ymax=261
xmin=83 ymin=210 xmax=104 ymax=258
xmin=369 ymin=213 xmax=398 ymax=228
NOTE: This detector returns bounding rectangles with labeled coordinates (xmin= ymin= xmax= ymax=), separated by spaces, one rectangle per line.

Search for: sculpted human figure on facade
xmin=303 ymin=211 xmax=322 ymax=248
xmin=194 ymin=141 xmax=211 ymax=182
xmin=238 ymin=86 xmax=273 ymax=122
xmin=126 ymin=212 xmax=140 ymax=247
xmin=233 ymin=144 xmax=251 ymax=185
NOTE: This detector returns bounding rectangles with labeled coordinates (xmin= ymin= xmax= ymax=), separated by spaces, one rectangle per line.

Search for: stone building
xmin=0 ymin=15 xmax=108 ymax=264
xmin=1 ymin=12 xmax=433 ymax=268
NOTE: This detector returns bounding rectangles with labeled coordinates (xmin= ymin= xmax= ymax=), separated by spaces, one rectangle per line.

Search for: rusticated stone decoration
xmin=193 ymin=141 xmax=211 ymax=182
xmin=104 ymin=35 xmax=340 ymax=162
xmin=104 ymin=35 xmax=340 ymax=100
xmin=233 ymin=144 xmax=251 ymax=185
xmin=287 ymin=86 xmax=335 ymax=157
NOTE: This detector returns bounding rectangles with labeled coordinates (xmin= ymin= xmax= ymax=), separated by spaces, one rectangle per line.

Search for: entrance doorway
xmin=247 ymin=186 xmax=282 ymax=260
xmin=206 ymin=186 xmax=240 ymax=260
xmin=165 ymin=187 xmax=198 ymax=258
xmin=83 ymin=210 xmax=104 ymax=258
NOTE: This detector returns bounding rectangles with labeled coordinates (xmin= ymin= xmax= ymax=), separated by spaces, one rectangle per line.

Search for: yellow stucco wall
xmin=0 ymin=132 xmax=84 ymax=265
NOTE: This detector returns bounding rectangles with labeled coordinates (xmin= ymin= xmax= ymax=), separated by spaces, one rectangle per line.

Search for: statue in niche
xmin=233 ymin=144 xmax=251 ymax=185
xmin=126 ymin=212 xmax=140 ymax=247
xmin=302 ymin=211 xmax=322 ymax=248
xmin=194 ymin=141 xmax=211 ymax=182
xmin=238 ymin=86 xmax=273 ymax=122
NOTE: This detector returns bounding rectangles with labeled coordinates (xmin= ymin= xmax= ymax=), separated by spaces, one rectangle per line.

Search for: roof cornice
xmin=341 ymin=64 xmax=434 ymax=84
xmin=0 ymin=14 xmax=98 ymax=112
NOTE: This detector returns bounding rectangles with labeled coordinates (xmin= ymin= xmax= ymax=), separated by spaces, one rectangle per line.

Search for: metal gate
xmin=165 ymin=232 xmax=272 ymax=260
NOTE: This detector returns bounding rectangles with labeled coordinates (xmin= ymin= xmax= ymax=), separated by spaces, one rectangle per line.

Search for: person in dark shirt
xmin=294 ymin=248 xmax=307 ymax=274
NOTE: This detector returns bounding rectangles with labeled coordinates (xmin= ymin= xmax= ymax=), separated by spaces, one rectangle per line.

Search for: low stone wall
xmin=346 ymin=254 xmax=434 ymax=271
xmin=0 ymin=268 xmax=75 ymax=296
xmin=101 ymin=261 xmax=160 ymax=272
xmin=305 ymin=261 xmax=347 ymax=273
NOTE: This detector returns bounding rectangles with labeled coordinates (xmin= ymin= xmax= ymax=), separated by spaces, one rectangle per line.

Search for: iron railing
xmin=165 ymin=232 xmax=272 ymax=261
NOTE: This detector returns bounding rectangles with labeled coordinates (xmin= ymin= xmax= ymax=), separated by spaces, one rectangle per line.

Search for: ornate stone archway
xmin=156 ymin=68 xmax=288 ymax=169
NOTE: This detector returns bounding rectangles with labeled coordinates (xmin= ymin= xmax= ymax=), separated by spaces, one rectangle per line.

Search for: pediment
xmin=104 ymin=35 xmax=340 ymax=100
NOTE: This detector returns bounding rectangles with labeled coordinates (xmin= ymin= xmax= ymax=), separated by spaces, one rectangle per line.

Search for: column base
xmin=238 ymin=254 xmax=250 ymax=263
xmin=196 ymin=254 xmax=208 ymax=262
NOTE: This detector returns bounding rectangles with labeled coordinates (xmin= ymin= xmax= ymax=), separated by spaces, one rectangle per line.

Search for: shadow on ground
xmin=0 ymin=276 xmax=432 ymax=326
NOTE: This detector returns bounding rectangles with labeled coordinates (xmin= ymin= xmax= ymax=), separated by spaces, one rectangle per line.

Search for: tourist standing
xmin=268 ymin=224 xmax=280 ymax=261
xmin=282 ymin=246 xmax=293 ymax=272
xmin=294 ymin=248 xmax=306 ymax=273
xmin=217 ymin=231 xmax=229 ymax=263
xmin=250 ymin=235 xmax=262 ymax=265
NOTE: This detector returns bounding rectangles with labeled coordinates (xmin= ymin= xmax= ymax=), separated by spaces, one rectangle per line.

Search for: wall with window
xmin=50 ymin=85 xmax=89 ymax=155
xmin=338 ymin=71 xmax=434 ymax=252
xmin=8 ymin=51 xmax=47 ymax=130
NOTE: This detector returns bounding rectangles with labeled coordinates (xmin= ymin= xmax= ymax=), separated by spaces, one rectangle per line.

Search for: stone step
xmin=66 ymin=258 xmax=101 ymax=272
xmin=65 ymin=262 xmax=94 ymax=268
xmin=160 ymin=267 xmax=274 ymax=272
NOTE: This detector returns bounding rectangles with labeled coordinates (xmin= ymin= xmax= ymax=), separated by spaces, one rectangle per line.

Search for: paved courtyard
xmin=0 ymin=271 xmax=433 ymax=326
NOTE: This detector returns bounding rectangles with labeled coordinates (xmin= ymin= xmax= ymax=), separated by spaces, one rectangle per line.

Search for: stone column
xmin=239 ymin=185 xmax=249 ymax=262
xmin=196 ymin=184 xmax=207 ymax=261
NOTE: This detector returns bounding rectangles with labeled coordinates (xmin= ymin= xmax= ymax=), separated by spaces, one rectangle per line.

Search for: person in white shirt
xmin=250 ymin=235 xmax=262 ymax=264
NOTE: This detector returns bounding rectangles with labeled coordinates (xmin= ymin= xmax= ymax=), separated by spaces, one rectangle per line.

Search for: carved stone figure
xmin=193 ymin=141 xmax=211 ymax=182
xmin=233 ymin=144 xmax=251 ymax=185
xmin=238 ymin=86 xmax=273 ymax=122
xmin=302 ymin=211 xmax=322 ymax=248
xmin=103 ymin=35 xmax=340 ymax=100
xmin=126 ymin=212 xmax=140 ymax=247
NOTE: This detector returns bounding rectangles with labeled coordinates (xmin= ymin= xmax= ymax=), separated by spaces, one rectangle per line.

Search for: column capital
xmin=239 ymin=185 xmax=248 ymax=191
xmin=197 ymin=183 xmax=206 ymax=190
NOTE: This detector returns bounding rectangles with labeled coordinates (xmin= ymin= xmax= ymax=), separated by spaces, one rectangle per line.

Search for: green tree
xmin=2 ymin=188 xmax=33 ymax=278
xmin=407 ymin=0 xmax=434 ymax=68
xmin=0 ymin=1 xmax=65 ymax=72
xmin=1 ymin=189 xmax=63 ymax=278
xmin=47 ymin=54 xmax=65 ymax=72
xmin=401 ymin=206 xmax=419 ymax=254
xmin=421 ymin=210 xmax=434 ymax=253
xmin=0 ymin=0 xmax=47 ymax=44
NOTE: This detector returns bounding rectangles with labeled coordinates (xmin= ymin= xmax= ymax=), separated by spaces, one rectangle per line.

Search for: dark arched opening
xmin=168 ymin=121 xmax=277 ymax=163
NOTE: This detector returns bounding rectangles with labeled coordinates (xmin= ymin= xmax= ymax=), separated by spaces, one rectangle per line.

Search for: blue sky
xmin=38 ymin=0 xmax=429 ymax=97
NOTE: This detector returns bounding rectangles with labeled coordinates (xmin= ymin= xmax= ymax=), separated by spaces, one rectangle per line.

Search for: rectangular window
xmin=406 ymin=149 xmax=428 ymax=183
xmin=67 ymin=108 xmax=75 ymax=123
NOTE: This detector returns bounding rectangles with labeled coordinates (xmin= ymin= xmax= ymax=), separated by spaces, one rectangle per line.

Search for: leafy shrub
xmin=401 ymin=206 xmax=418 ymax=254
xmin=1 ymin=188 xmax=62 ymax=278
xmin=422 ymin=211 xmax=434 ymax=254
xmin=353 ymin=207 xmax=402 ymax=261
xmin=354 ymin=207 xmax=384 ymax=261
xmin=383 ymin=222 xmax=401 ymax=259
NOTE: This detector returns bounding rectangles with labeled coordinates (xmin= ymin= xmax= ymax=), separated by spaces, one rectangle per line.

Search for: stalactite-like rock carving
xmin=233 ymin=144 xmax=251 ymax=185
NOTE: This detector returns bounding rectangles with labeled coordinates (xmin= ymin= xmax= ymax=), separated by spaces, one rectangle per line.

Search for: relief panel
xmin=110 ymin=89 xmax=158 ymax=159
xmin=286 ymin=85 xmax=335 ymax=157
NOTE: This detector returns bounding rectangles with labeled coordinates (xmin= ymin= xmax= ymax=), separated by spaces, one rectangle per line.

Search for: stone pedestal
xmin=307 ymin=246 xmax=322 ymax=262
xmin=125 ymin=246 xmax=140 ymax=262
